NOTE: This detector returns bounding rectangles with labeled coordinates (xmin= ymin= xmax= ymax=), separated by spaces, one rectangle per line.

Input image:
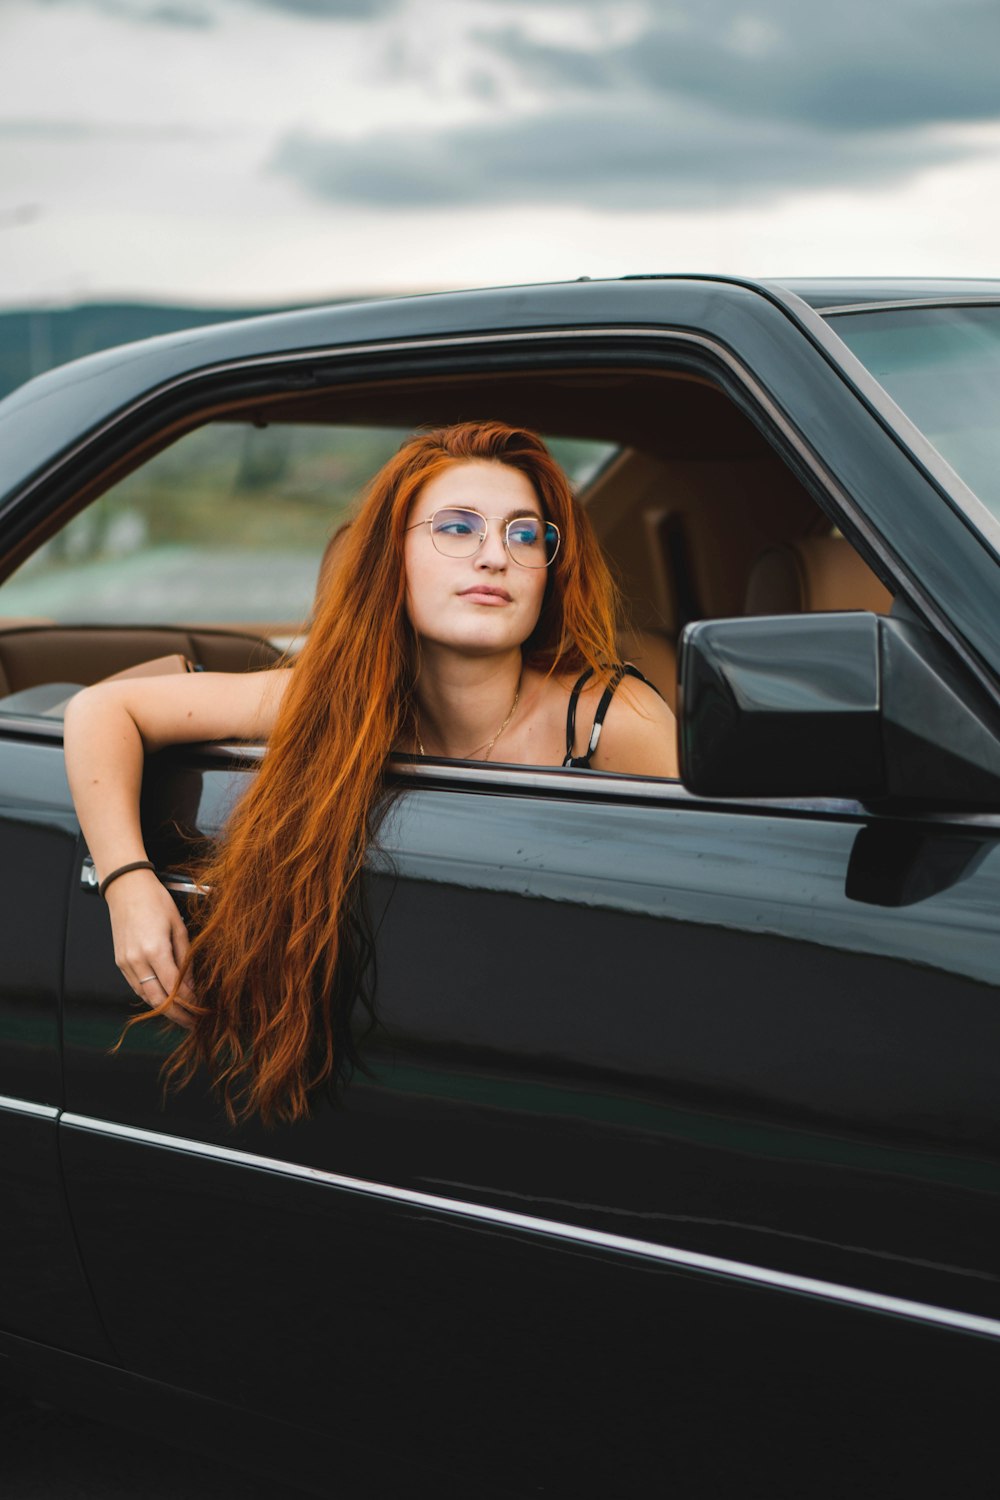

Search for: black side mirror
xmin=678 ymin=611 xmax=1000 ymax=807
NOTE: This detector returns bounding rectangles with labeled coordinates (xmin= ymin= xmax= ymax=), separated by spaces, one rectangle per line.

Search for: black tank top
xmin=563 ymin=664 xmax=651 ymax=769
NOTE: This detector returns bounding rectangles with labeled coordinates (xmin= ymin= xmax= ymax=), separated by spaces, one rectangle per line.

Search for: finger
xmin=157 ymin=955 xmax=197 ymax=1018
xmin=147 ymin=946 xmax=198 ymax=1028
xmin=129 ymin=967 xmax=166 ymax=1007
xmin=170 ymin=912 xmax=191 ymax=958
xmin=174 ymin=977 xmax=197 ymax=1007
xmin=142 ymin=934 xmax=187 ymax=994
xmin=164 ymin=998 xmax=195 ymax=1030
xmin=116 ymin=955 xmax=158 ymax=1002
xmin=170 ymin=922 xmax=197 ymax=1006
xmin=136 ymin=974 xmax=194 ymax=1029
xmin=117 ymin=951 xmax=192 ymax=1025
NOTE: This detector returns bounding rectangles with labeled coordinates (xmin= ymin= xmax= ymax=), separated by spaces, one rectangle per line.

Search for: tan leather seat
xmin=0 ymin=625 xmax=281 ymax=698
xmin=743 ymin=537 xmax=892 ymax=616
xmin=619 ymin=626 xmax=677 ymax=710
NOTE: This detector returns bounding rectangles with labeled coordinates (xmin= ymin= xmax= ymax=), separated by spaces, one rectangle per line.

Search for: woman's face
xmin=403 ymin=461 xmax=550 ymax=657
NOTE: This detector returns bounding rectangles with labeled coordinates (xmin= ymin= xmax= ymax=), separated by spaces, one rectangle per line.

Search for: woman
xmin=64 ymin=421 xmax=678 ymax=1124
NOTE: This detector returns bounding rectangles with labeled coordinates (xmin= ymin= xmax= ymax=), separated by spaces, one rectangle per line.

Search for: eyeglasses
xmin=405 ymin=507 xmax=561 ymax=569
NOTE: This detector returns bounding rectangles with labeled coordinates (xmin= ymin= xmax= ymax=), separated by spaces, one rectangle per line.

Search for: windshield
xmin=827 ymin=304 xmax=1000 ymax=521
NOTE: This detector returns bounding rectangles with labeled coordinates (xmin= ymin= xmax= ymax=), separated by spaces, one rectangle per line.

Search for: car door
xmin=56 ymin=748 xmax=1000 ymax=1496
xmin=0 ymin=713 xmax=114 ymax=1361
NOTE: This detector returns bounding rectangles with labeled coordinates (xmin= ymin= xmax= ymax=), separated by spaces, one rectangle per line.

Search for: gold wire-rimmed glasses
xmin=405 ymin=507 xmax=561 ymax=569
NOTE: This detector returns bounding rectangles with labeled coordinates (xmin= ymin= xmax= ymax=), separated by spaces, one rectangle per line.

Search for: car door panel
xmin=336 ymin=786 xmax=1000 ymax=1320
xmin=0 ymin=734 xmax=113 ymax=1355
xmin=56 ymin=1105 xmax=1000 ymax=1498
xmin=59 ymin=755 xmax=1000 ymax=1444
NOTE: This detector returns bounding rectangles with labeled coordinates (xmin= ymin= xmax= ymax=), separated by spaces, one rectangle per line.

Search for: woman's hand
xmin=105 ymin=869 xmax=197 ymax=1028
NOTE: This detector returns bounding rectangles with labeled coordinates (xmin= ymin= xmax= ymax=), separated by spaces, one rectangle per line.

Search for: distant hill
xmin=0 ymin=299 xmax=350 ymax=400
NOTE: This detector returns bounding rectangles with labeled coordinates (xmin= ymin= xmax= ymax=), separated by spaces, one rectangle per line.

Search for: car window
xmin=0 ymin=424 xmax=406 ymax=628
xmin=827 ymin=304 xmax=1000 ymax=519
xmin=0 ymin=422 xmax=616 ymax=628
xmin=0 ymin=351 xmax=846 ymax=753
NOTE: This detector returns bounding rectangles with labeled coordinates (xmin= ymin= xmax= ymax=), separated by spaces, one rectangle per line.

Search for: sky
xmin=2 ymin=0 xmax=1000 ymax=307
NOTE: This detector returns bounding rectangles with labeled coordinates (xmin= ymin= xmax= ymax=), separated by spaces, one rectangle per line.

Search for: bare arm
xmin=590 ymin=678 xmax=680 ymax=779
xmin=63 ymin=668 xmax=289 ymax=1020
xmin=65 ymin=667 xmax=288 ymax=873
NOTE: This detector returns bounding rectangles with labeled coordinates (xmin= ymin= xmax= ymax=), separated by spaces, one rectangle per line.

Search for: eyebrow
xmin=444 ymin=507 xmax=544 ymax=522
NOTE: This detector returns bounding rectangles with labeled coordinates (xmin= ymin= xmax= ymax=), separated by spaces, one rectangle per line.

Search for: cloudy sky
xmin=2 ymin=0 xmax=1000 ymax=306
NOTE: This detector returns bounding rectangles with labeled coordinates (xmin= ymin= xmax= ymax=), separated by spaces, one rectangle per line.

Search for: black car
xmin=1 ymin=275 xmax=999 ymax=1497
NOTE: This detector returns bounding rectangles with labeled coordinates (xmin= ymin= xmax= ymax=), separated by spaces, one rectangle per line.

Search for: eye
xmin=509 ymin=520 xmax=542 ymax=546
xmin=434 ymin=514 xmax=480 ymax=537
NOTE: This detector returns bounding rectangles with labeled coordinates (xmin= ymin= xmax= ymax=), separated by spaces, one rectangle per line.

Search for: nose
xmin=475 ymin=519 xmax=508 ymax=571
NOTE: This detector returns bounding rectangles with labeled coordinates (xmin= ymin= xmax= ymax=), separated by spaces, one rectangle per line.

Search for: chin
xmin=460 ymin=634 xmax=522 ymax=655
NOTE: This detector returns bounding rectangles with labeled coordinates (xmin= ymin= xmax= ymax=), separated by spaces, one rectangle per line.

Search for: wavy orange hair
xmin=160 ymin=420 xmax=622 ymax=1124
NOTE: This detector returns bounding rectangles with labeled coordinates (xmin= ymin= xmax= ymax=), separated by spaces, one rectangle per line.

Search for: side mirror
xmin=678 ymin=611 xmax=1000 ymax=807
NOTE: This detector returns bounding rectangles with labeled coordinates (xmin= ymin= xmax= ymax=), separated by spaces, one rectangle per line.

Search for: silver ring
xmin=138 ymin=975 xmax=158 ymax=984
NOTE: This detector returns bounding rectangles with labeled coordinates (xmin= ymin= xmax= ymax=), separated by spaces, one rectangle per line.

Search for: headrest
xmin=744 ymin=537 xmax=892 ymax=616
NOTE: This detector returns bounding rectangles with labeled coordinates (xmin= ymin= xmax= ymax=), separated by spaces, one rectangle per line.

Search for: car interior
xmin=0 ymin=362 xmax=894 ymax=726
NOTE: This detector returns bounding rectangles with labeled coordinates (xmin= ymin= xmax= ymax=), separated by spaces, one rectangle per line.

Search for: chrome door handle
xmin=80 ymin=855 xmax=205 ymax=896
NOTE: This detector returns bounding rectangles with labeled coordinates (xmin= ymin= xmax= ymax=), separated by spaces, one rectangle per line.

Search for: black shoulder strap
xmin=564 ymin=668 xmax=594 ymax=762
xmin=564 ymin=663 xmax=652 ymax=769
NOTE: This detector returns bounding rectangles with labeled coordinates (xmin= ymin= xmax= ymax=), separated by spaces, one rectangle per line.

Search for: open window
xmin=0 ymin=355 xmax=893 ymax=724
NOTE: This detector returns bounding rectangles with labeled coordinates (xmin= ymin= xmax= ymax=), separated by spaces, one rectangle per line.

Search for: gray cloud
xmin=241 ymin=0 xmax=398 ymax=14
xmin=270 ymin=103 xmax=976 ymax=213
xmin=142 ymin=1 xmax=211 ymax=23
xmin=0 ymin=118 xmax=214 ymax=140
xmin=33 ymin=0 xmax=213 ymax=22
xmin=23 ymin=0 xmax=999 ymax=217
xmin=478 ymin=0 xmax=1000 ymax=134
xmin=33 ymin=0 xmax=397 ymax=21
xmin=473 ymin=24 xmax=617 ymax=92
xmin=483 ymin=0 xmax=630 ymax=7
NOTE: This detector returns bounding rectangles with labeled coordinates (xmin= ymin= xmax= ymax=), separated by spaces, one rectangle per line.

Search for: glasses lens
xmin=430 ymin=508 xmax=486 ymax=557
xmin=506 ymin=516 xmax=559 ymax=568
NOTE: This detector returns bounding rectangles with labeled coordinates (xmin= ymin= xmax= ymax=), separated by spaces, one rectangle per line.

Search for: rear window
xmin=0 ymin=424 xmax=614 ymax=627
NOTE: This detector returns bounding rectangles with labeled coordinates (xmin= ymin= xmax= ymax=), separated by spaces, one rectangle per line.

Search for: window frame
xmin=0 ymin=322 xmax=964 ymax=796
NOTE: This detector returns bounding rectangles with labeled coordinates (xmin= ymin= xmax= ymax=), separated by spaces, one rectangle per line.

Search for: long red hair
xmin=161 ymin=421 xmax=621 ymax=1123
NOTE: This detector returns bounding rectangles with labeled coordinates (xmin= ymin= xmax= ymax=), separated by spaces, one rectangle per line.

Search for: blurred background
xmin=3 ymin=0 xmax=1000 ymax=395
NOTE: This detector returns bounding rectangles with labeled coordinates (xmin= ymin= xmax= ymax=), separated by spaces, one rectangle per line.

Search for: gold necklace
xmin=415 ymin=672 xmax=522 ymax=761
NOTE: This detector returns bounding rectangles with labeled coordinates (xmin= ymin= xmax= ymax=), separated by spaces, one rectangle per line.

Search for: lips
xmin=458 ymin=586 xmax=512 ymax=604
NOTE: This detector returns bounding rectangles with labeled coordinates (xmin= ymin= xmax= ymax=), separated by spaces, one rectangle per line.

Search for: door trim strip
xmin=61 ymin=1111 xmax=1000 ymax=1343
xmin=0 ymin=1093 xmax=59 ymax=1120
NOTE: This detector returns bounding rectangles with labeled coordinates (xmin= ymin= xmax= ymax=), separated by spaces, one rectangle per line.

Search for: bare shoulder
xmin=67 ymin=666 xmax=292 ymax=752
xmin=590 ymin=673 xmax=679 ymax=779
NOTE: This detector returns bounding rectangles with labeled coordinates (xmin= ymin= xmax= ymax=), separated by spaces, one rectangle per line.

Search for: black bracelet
xmin=99 ymin=860 xmax=156 ymax=899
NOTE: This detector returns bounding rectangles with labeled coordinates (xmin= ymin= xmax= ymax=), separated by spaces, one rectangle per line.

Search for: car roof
xmin=763 ymin=277 xmax=1000 ymax=311
xmin=6 ymin=271 xmax=1000 ymax=507
xmin=618 ymin=272 xmax=1000 ymax=310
